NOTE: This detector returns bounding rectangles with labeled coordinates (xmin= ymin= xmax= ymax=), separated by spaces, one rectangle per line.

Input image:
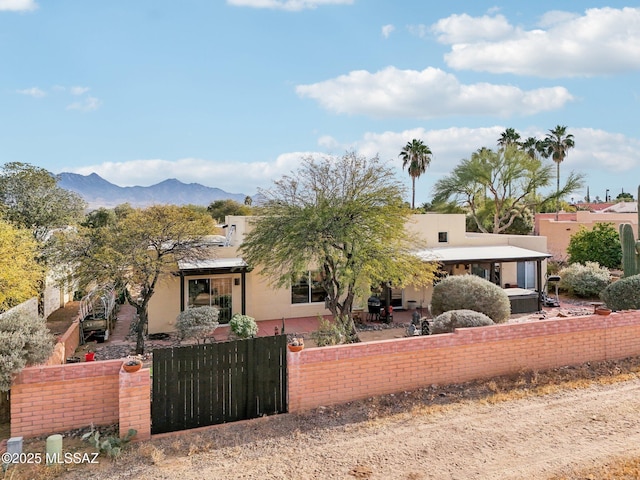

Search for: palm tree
xmin=399 ymin=139 xmax=432 ymax=209
xmin=497 ymin=128 xmax=521 ymax=149
xmin=542 ymin=125 xmax=575 ymax=221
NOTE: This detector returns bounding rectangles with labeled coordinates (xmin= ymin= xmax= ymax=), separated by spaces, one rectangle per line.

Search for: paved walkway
xmin=105 ymin=304 xmax=419 ymax=345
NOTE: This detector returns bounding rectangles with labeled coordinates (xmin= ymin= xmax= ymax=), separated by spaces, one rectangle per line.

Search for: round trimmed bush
xmin=600 ymin=274 xmax=640 ymax=311
xmin=229 ymin=314 xmax=258 ymax=339
xmin=431 ymin=274 xmax=510 ymax=323
xmin=431 ymin=309 xmax=495 ymax=334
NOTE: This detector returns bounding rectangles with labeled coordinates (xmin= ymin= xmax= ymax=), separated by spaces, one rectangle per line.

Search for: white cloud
xmin=66 ymin=96 xmax=102 ymax=112
xmin=226 ymin=0 xmax=352 ymax=11
xmin=437 ymin=7 xmax=640 ymax=77
xmin=63 ymin=127 xmax=640 ymax=204
xmin=296 ymin=66 xmax=574 ymax=119
xmin=431 ymin=13 xmax=514 ymax=43
xmin=69 ymin=86 xmax=90 ymax=96
xmin=381 ymin=24 xmax=395 ymax=39
xmin=16 ymin=87 xmax=45 ymax=98
xmin=0 ymin=0 xmax=37 ymax=11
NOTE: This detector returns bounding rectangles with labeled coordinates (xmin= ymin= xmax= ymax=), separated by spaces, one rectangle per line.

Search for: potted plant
xmin=595 ymin=306 xmax=612 ymax=316
xmin=288 ymin=335 xmax=304 ymax=352
xmin=122 ymin=356 xmax=142 ymax=373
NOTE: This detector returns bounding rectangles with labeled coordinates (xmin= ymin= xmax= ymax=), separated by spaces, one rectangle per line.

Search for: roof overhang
xmin=415 ymin=245 xmax=551 ymax=264
xmin=177 ymin=258 xmax=250 ymax=276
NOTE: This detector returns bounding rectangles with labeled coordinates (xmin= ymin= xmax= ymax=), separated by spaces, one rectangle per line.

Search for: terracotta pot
xmin=123 ymin=362 xmax=142 ymax=373
xmin=288 ymin=344 xmax=304 ymax=353
xmin=595 ymin=307 xmax=611 ymax=316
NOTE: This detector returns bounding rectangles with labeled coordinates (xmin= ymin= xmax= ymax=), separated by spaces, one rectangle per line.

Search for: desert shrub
xmin=229 ymin=314 xmax=258 ymax=339
xmin=431 ymin=309 xmax=495 ymax=334
xmin=430 ymin=275 xmax=511 ymax=323
xmin=567 ymin=223 xmax=622 ymax=269
xmin=558 ymin=262 xmax=611 ymax=298
xmin=310 ymin=316 xmax=359 ymax=346
xmin=0 ymin=309 xmax=54 ymax=391
xmin=600 ymin=274 xmax=640 ymax=311
xmin=175 ymin=306 xmax=219 ymax=343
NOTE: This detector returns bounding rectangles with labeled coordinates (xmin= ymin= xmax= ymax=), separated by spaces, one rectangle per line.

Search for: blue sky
xmin=2 ymin=0 xmax=639 ymax=206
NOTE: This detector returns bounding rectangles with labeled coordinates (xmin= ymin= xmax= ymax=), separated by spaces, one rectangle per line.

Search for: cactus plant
xmin=619 ymin=185 xmax=640 ymax=277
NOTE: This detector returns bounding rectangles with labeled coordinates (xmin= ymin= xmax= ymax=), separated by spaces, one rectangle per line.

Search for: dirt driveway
xmin=57 ymin=369 xmax=640 ymax=480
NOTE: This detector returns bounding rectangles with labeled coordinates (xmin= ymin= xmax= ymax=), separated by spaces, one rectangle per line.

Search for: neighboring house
xmin=147 ymin=214 xmax=551 ymax=333
xmin=536 ymin=207 xmax=638 ymax=262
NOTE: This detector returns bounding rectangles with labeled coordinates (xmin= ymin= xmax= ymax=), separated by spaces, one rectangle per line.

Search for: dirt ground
xmin=44 ymin=358 xmax=640 ymax=480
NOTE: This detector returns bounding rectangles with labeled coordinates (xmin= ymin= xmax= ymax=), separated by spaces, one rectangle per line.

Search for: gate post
xmin=119 ymin=367 xmax=151 ymax=441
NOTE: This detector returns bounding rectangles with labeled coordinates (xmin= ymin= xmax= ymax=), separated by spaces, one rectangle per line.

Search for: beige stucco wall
xmin=147 ymin=213 xmax=550 ymax=332
xmin=537 ymin=212 xmax=637 ymax=262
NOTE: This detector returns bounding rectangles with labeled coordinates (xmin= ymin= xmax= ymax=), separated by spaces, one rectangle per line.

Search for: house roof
xmin=601 ymin=201 xmax=638 ymax=213
xmin=178 ymin=258 xmax=249 ymax=275
xmin=415 ymin=245 xmax=551 ymax=264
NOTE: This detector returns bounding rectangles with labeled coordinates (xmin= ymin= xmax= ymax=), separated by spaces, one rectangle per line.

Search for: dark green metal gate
xmin=151 ymin=335 xmax=288 ymax=434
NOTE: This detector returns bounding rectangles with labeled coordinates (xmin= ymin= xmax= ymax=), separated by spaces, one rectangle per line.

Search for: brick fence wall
xmin=11 ymin=360 xmax=150 ymax=441
xmin=288 ymin=311 xmax=640 ymax=412
xmin=10 ymin=310 xmax=640 ymax=441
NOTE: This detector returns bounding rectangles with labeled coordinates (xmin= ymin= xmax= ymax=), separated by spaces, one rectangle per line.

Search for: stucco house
xmin=147 ymin=213 xmax=551 ymax=334
xmin=536 ymin=207 xmax=638 ymax=262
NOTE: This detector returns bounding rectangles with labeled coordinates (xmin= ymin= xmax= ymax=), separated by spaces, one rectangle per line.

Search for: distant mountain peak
xmin=58 ymin=172 xmax=249 ymax=209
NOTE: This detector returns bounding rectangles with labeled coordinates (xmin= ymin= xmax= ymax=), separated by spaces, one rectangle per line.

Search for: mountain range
xmin=58 ymin=172 xmax=249 ymax=209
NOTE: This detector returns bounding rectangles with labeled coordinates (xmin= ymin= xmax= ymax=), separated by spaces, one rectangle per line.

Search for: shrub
xmin=431 ymin=309 xmax=495 ymax=334
xmin=175 ymin=306 xmax=219 ymax=343
xmin=558 ymin=262 xmax=611 ymax=298
xmin=310 ymin=316 xmax=359 ymax=346
xmin=430 ymin=275 xmax=511 ymax=323
xmin=600 ymin=274 xmax=640 ymax=311
xmin=567 ymin=223 xmax=622 ymax=269
xmin=0 ymin=309 xmax=54 ymax=391
xmin=229 ymin=314 xmax=258 ymax=339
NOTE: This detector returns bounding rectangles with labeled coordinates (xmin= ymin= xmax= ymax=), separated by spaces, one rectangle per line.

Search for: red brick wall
xmin=288 ymin=311 xmax=640 ymax=412
xmin=11 ymin=359 xmax=151 ymax=441
xmin=119 ymin=368 xmax=151 ymax=440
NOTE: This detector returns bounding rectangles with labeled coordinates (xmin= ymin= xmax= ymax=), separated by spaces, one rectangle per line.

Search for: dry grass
xmin=550 ymin=456 xmax=640 ymax=480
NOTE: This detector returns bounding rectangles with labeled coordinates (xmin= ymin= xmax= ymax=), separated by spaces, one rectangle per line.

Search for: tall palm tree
xmin=399 ymin=139 xmax=432 ymax=209
xmin=497 ymin=128 xmax=521 ymax=149
xmin=542 ymin=125 xmax=575 ymax=221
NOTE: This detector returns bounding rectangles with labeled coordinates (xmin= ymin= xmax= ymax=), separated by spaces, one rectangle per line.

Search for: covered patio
xmin=416 ymin=245 xmax=552 ymax=313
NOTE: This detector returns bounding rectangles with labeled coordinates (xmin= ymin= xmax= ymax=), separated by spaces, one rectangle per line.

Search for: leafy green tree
xmin=399 ymin=139 xmax=432 ymax=209
xmin=241 ymin=152 xmax=438 ymax=321
xmin=0 ymin=309 xmax=54 ymax=391
xmin=207 ymin=199 xmax=251 ymax=223
xmin=81 ymin=207 xmax=117 ymax=229
xmin=616 ymin=192 xmax=634 ymax=201
xmin=51 ymin=205 xmax=216 ymax=353
xmin=0 ymin=221 xmax=43 ymax=312
xmin=540 ymin=126 xmax=576 ymax=221
xmin=0 ymin=162 xmax=86 ymax=240
xmin=567 ymin=223 xmax=622 ymax=269
xmin=433 ymin=146 xmax=584 ymax=234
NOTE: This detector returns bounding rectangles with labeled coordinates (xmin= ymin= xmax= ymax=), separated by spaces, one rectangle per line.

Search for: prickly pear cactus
xmin=619 ymin=185 xmax=640 ymax=277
